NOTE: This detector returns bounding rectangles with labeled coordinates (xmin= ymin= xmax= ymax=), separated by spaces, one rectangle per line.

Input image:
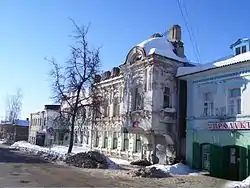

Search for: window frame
xmin=203 ymin=92 xmax=214 ymax=117
xmin=163 ymin=87 xmax=171 ymax=108
xmin=235 ymin=47 xmax=241 ymax=55
xmin=227 ymin=88 xmax=241 ymax=115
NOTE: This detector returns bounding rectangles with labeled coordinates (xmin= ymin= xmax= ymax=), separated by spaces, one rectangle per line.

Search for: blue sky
xmin=0 ymin=0 xmax=249 ymax=119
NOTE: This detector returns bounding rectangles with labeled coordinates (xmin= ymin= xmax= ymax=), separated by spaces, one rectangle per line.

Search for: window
xmin=113 ymin=97 xmax=120 ymax=117
xmin=80 ymin=131 xmax=83 ymax=144
xmin=95 ymin=131 xmax=99 ymax=147
xmin=103 ymin=100 xmax=109 ymax=117
xmin=148 ymin=70 xmax=152 ymax=91
xmin=135 ymin=134 xmax=141 ymax=152
xmin=163 ymin=87 xmax=171 ymax=108
xmin=113 ymin=132 xmax=118 ymax=149
xmin=74 ymin=131 xmax=78 ymax=144
xmin=95 ymin=104 xmax=101 ymax=118
xmin=242 ymin=45 xmax=247 ymax=53
xmin=228 ymin=88 xmax=241 ymax=115
xmin=123 ymin=133 xmax=129 ymax=151
xmin=235 ymin=45 xmax=247 ymax=55
xmin=103 ymin=131 xmax=108 ymax=148
xmin=144 ymin=69 xmax=148 ymax=92
xmin=134 ymin=88 xmax=143 ymax=111
xmin=236 ymin=47 xmax=241 ymax=55
xmin=86 ymin=131 xmax=89 ymax=144
xmin=203 ymin=92 xmax=213 ymax=116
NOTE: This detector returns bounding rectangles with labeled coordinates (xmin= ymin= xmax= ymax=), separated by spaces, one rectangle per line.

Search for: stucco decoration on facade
xmin=125 ymin=46 xmax=146 ymax=65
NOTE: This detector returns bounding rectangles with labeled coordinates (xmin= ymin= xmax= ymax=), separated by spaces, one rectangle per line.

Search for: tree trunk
xmin=68 ymin=115 xmax=76 ymax=153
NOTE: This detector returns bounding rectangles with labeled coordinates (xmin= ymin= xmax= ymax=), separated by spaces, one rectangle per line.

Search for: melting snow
xmin=10 ymin=141 xmax=123 ymax=168
xmin=10 ymin=141 xmax=198 ymax=175
xmin=147 ymin=163 xmax=199 ymax=176
xmin=225 ymin=175 xmax=250 ymax=188
xmin=177 ymin=51 xmax=250 ymax=77
xmin=137 ymin=37 xmax=189 ymax=63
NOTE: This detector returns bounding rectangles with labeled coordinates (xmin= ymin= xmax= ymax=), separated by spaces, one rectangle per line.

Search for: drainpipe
xmin=176 ymin=79 xmax=180 ymax=160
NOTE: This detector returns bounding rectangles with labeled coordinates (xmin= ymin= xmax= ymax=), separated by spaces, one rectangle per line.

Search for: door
xmin=229 ymin=147 xmax=239 ymax=180
xmin=210 ymin=144 xmax=223 ymax=178
xmin=223 ymin=146 xmax=240 ymax=181
xmin=201 ymin=144 xmax=210 ymax=171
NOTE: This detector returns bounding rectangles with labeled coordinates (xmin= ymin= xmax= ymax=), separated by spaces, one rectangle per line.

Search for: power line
xmin=181 ymin=0 xmax=202 ymax=64
xmin=176 ymin=0 xmax=201 ymax=64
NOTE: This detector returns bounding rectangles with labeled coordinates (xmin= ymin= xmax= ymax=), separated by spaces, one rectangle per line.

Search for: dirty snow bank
xmin=10 ymin=141 xmax=119 ymax=169
xmin=225 ymin=175 xmax=250 ymax=188
xmin=148 ymin=163 xmax=199 ymax=176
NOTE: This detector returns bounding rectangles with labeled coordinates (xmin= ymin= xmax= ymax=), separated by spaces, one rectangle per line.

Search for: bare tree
xmin=47 ymin=19 xmax=101 ymax=153
xmin=5 ymin=88 xmax=23 ymax=123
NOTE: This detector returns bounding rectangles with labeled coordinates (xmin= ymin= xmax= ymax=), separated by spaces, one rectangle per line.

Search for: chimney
xmin=167 ymin=24 xmax=185 ymax=57
xmin=167 ymin=24 xmax=181 ymax=42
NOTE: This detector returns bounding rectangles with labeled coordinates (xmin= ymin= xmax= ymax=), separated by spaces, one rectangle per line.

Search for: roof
xmin=230 ymin=38 xmax=250 ymax=49
xmin=44 ymin=104 xmax=60 ymax=111
xmin=177 ymin=51 xmax=250 ymax=77
xmin=136 ymin=37 xmax=189 ymax=63
xmin=14 ymin=120 xmax=29 ymax=127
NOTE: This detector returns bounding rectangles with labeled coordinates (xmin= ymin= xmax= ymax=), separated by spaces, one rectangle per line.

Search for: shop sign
xmin=208 ymin=121 xmax=250 ymax=130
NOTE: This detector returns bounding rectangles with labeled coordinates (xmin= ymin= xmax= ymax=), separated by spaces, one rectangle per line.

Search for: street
xmin=0 ymin=144 xmax=229 ymax=187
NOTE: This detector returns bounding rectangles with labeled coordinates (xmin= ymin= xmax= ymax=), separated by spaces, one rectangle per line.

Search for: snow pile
xmin=129 ymin=166 xmax=171 ymax=178
xmin=137 ymin=37 xmax=189 ymax=63
xmin=148 ymin=163 xmax=199 ymax=176
xmin=225 ymin=176 xmax=250 ymax=188
xmin=10 ymin=141 xmax=119 ymax=169
xmin=177 ymin=51 xmax=250 ymax=77
xmin=65 ymin=151 xmax=119 ymax=169
xmin=109 ymin=157 xmax=131 ymax=166
xmin=0 ymin=139 xmax=8 ymax=144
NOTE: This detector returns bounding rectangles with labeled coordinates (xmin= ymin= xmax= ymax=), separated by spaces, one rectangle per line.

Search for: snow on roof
xmin=15 ymin=119 xmax=29 ymax=127
xmin=177 ymin=51 xmax=250 ymax=77
xmin=137 ymin=37 xmax=189 ymax=63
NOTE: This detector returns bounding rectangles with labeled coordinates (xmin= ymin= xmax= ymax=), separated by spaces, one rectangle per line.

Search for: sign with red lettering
xmin=208 ymin=121 xmax=250 ymax=130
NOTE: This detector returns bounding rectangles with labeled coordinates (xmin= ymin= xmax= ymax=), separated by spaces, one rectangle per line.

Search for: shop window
xmin=203 ymin=92 xmax=213 ymax=116
xmin=113 ymin=132 xmax=118 ymax=149
xmin=228 ymin=88 xmax=241 ymax=115
xmin=123 ymin=133 xmax=129 ymax=151
xmin=135 ymin=134 xmax=142 ymax=152
xmin=103 ymin=131 xmax=108 ymax=148
xmin=163 ymin=87 xmax=171 ymax=108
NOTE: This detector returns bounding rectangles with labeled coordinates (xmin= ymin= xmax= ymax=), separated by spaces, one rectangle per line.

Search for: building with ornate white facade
xmin=73 ymin=25 xmax=195 ymax=164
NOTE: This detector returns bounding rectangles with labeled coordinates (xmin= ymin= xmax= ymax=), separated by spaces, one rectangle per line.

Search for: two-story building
xmin=77 ymin=24 xmax=194 ymax=164
xmin=177 ymin=38 xmax=250 ymax=181
xmin=29 ymin=104 xmax=68 ymax=146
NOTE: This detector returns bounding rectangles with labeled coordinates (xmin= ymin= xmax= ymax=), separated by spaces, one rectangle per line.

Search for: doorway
xmin=223 ymin=145 xmax=240 ymax=181
xmin=201 ymin=144 xmax=210 ymax=171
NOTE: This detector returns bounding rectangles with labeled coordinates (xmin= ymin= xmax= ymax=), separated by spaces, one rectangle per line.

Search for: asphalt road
xmin=0 ymin=145 xmax=143 ymax=187
xmin=0 ymin=144 xmax=230 ymax=187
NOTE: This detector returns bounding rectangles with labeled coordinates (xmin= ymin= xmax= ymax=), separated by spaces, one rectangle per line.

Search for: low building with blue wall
xmin=177 ymin=38 xmax=250 ymax=181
